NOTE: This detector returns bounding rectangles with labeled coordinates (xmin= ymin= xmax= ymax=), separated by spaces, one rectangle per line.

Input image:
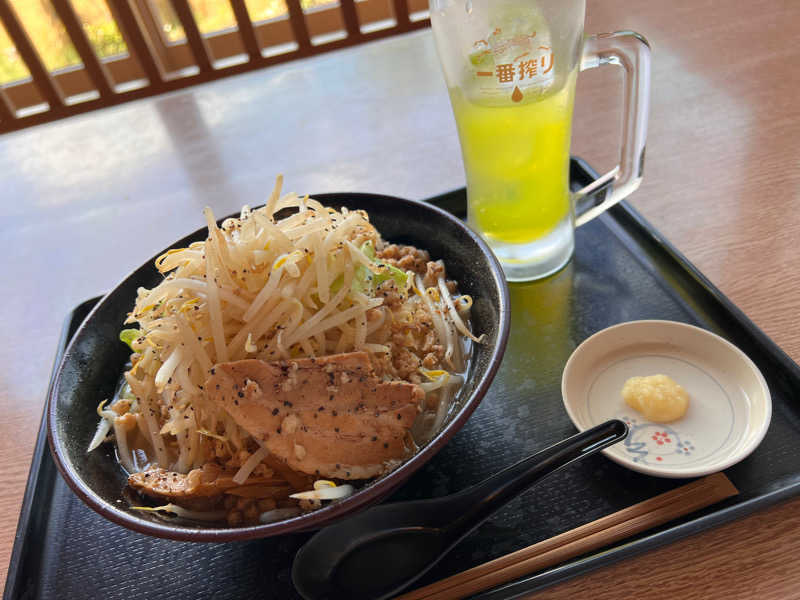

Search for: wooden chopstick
xmin=398 ymin=472 xmax=738 ymax=600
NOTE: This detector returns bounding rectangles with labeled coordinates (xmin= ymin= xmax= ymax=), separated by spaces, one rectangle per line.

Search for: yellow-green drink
xmin=451 ymin=72 xmax=576 ymax=247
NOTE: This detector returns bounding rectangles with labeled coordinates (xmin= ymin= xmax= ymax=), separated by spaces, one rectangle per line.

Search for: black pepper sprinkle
xmin=271 ymin=408 xmax=279 ymax=416
xmin=371 ymin=436 xmax=377 ymax=442
xmin=334 ymin=427 xmax=340 ymax=433
xmin=318 ymin=406 xmax=325 ymax=412
xmin=234 ymin=399 xmax=239 ymax=405
xmin=383 ymin=443 xmax=389 ymax=449
xmin=237 ymin=391 xmax=244 ymax=398
xmin=332 ymin=410 xmax=338 ymax=417
xmin=396 ymin=414 xmax=402 ymax=420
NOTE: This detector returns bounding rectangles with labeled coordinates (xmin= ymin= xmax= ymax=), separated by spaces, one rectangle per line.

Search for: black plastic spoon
xmin=292 ymin=419 xmax=627 ymax=600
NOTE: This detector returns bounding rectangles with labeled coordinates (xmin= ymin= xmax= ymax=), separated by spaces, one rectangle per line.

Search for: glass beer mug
xmin=430 ymin=0 xmax=650 ymax=281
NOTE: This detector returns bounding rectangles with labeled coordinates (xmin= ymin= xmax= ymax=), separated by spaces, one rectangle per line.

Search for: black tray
xmin=6 ymin=159 xmax=800 ymax=600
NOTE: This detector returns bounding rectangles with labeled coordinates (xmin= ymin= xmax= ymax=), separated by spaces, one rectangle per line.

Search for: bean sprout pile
xmin=89 ymin=177 xmax=480 ymax=524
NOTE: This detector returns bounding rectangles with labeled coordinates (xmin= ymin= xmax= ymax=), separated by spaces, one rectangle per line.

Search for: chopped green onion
xmin=119 ymin=329 xmax=140 ymax=350
xmin=360 ymin=240 xmax=377 ymax=260
xmin=359 ymin=241 xmax=409 ymax=292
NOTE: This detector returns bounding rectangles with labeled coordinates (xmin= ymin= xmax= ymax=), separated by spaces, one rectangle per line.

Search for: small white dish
xmin=562 ymin=320 xmax=771 ymax=478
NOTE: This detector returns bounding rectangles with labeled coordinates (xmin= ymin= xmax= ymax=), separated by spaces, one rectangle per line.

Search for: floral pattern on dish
xmin=621 ymin=416 xmax=696 ymax=465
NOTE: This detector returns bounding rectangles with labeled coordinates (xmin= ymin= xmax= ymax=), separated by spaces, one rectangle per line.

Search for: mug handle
xmin=574 ymin=31 xmax=651 ymax=227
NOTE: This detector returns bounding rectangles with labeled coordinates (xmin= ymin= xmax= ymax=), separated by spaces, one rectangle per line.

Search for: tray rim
xmin=6 ymin=158 xmax=800 ymax=600
xmin=3 ymin=297 xmax=99 ymax=600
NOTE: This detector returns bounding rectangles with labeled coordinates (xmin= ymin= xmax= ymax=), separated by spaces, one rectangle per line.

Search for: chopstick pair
xmin=398 ymin=472 xmax=738 ymax=600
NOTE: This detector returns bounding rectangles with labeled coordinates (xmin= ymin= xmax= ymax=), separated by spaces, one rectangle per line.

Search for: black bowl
xmin=48 ymin=193 xmax=510 ymax=542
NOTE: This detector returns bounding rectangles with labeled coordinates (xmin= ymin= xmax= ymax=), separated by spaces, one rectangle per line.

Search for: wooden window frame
xmin=0 ymin=0 xmax=429 ymax=132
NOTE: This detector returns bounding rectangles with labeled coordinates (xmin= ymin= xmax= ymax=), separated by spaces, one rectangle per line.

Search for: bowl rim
xmin=561 ymin=319 xmax=772 ymax=478
xmin=47 ymin=192 xmax=511 ymax=541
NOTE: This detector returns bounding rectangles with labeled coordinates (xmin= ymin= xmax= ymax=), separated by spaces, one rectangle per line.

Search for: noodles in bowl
xmin=86 ymin=177 xmax=483 ymax=527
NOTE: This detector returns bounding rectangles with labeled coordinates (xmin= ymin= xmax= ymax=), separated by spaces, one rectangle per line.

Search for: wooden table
xmin=1 ymin=0 xmax=798 ymax=596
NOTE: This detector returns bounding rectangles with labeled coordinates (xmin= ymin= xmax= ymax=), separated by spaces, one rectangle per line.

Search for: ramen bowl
xmin=47 ymin=193 xmax=510 ymax=542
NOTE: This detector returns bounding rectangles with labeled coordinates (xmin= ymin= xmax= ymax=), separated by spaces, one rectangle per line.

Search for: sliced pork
xmin=128 ymin=462 xmax=286 ymax=500
xmin=205 ymin=352 xmax=424 ymax=479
